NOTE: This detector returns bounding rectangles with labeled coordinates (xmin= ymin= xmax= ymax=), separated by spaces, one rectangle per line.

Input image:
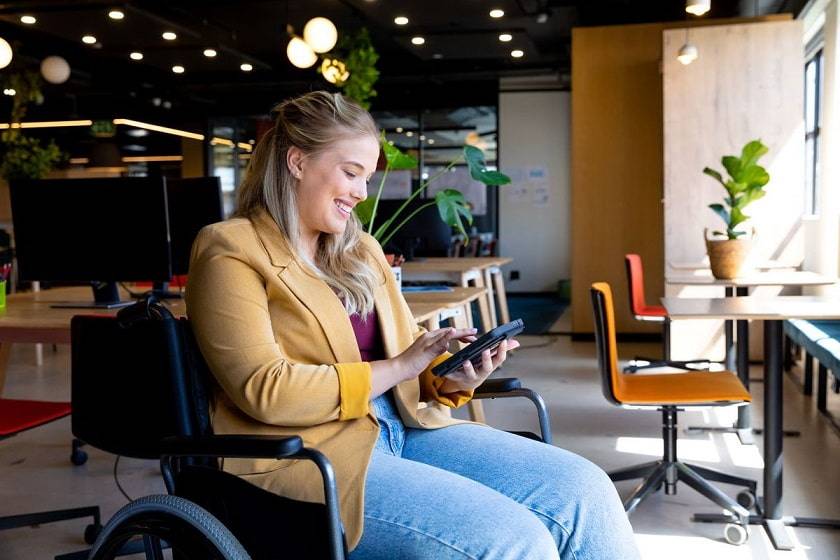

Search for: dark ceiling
xmin=0 ymin=0 xmax=807 ymax=123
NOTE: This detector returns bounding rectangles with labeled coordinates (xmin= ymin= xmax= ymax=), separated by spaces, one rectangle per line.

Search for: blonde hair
xmin=236 ymin=91 xmax=380 ymax=315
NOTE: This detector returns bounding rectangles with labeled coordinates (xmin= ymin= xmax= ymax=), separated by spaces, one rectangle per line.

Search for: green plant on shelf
xmin=354 ymin=133 xmax=510 ymax=250
xmin=702 ymin=139 xmax=770 ymax=240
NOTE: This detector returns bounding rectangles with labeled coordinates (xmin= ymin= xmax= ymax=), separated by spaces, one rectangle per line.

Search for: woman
xmin=186 ymin=91 xmax=639 ymax=559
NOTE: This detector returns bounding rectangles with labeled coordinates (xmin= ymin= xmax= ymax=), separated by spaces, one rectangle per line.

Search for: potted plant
xmin=702 ymin=139 xmax=770 ymax=279
xmin=354 ymin=134 xmax=510 ymax=283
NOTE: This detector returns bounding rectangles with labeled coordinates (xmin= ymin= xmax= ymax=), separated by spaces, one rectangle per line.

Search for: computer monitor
xmin=166 ymin=177 xmax=224 ymax=276
xmin=375 ymin=198 xmax=452 ymax=259
xmin=10 ymin=177 xmax=172 ymax=308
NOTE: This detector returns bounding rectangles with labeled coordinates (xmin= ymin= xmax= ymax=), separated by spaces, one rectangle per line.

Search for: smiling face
xmin=288 ymin=133 xmax=380 ymax=255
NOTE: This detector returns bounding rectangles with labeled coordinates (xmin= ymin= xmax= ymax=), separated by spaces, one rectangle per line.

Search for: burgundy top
xmin=349 ymin=308 xmax=385 ymax=362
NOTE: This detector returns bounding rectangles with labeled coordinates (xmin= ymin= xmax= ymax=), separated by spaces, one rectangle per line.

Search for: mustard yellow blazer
xmin=185 ymin=208 xmax=473 ymax=548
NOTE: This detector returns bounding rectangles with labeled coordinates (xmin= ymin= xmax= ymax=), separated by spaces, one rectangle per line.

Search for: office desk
xmin=667 ymin=259 xmax=799 ymax=271
xmin=401 ymin=257 xmax=513 ymax=331
xmin=662 ymin=296 xmax=840 ymax=550
xmin=665 ymin=271 xmax=836 ymax=442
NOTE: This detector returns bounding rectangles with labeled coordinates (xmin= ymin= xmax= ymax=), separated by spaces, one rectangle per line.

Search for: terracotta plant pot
xmin=704 ymin=228 xmax=753 ymax=279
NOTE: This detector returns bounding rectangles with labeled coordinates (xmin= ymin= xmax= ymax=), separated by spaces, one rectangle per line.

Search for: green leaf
xmin=463 ymin=145 xmax=511 ymax=186
xmin=740 ymin=139 xmax=768 ymax=169
xmin=724 ymin=179 xmax=746 ymax=195
xmin=722 ymin=156 xmax=742 ymax=182
xmin=708 ymin=203 xmax=729 ymax=225
xmin=730 ymin=206 xmax=748 ymax=228
xmin=738 ymin=164 xmax=769 ymax=188
xmin=435 ymin=189 xmax=473 ymax=237
xmin=702 ymin=167 xmax=725 ymax=184
xmin=381 ymin=133 xmax=417 ymax=170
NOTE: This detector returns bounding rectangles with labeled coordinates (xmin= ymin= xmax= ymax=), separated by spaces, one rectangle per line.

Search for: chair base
xmin=0 ymin=506 xmax=101 ymax=545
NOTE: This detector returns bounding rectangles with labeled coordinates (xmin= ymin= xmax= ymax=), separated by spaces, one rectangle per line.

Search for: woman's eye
xmin=344 ymin=170 xmax=357 ymax=179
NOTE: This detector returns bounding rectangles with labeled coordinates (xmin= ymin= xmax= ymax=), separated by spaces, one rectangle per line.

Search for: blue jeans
xmin=351 ymin=394 xmax=639 ymax=560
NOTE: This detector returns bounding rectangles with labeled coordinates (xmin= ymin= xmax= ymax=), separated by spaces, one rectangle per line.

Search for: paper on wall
xmin=425 ymin=166 xmax=487 ymax=215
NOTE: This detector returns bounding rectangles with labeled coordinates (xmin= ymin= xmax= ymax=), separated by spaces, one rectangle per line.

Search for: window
xmin=804 ymin=49 xmax=823 ymax=215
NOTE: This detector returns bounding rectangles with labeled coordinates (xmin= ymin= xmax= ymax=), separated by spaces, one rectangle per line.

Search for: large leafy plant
xmin=355 ymin=134 xmax=510 ymax=248
xmin=702 ymin=139 xmax=770 ymax=240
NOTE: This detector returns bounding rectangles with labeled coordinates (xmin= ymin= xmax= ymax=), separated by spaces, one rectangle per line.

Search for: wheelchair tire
xmin=88 ymin=494 xmax=250 ymax=560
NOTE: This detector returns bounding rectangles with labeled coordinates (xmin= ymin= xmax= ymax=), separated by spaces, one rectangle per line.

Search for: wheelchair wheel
xmin=88 ymin=494 xmax=250 ymax=560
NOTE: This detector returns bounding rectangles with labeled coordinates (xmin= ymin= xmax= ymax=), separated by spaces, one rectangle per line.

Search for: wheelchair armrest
xmin=474 ymin=377 xmax=522 ymax=395
xmin=160 ymin=434 xmax=303 ymax=459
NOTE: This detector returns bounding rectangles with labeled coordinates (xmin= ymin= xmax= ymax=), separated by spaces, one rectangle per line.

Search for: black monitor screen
xmin=167 ymin=177 xmax=224 ymax=275
xmin=10 ymin=177 xmax=172 ymax=283
xmin=375 ymin=198 xmax=452 ymax=259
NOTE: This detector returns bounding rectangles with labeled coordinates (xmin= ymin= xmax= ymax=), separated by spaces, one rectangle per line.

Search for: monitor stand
xmin=50 ymin=281 xmax=134 ymax=309
xmin=151 ymin=281 xmax=183 ymax=300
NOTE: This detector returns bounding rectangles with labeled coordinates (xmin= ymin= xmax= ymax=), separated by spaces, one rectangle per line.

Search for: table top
xmin=668 ymin=259 xmax=798 ymax=271
xmin=401 ymin=256 xmax=512 ymax=274
xmin=662 ymin=295 xmax=840 ymax=320
xmin=0 ymin=286 xmax=456 ymax=343
xmin=665 ymin=270 xmax=836 ymax=287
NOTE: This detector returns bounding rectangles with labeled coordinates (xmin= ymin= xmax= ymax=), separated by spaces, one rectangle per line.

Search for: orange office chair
xmin=591 ymin=282 xmax=755 ymax=545
xmin=624 ymin=254 xmax=711 ymax=372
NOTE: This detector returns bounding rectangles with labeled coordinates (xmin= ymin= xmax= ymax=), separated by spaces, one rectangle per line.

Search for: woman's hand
xmin=369 ymin=327 xmax=477 ymax=398
xmin=439 ymin=338 xmax=521 ymax=394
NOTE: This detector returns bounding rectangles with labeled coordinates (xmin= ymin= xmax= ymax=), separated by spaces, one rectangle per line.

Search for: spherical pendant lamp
xmin=0 ymin=38 xmax=13 ymax=69
xmin=41 ymin=56 xmax=71 ymax=84
xmin=303 ymin=17 xmax=338 ymax=53
xmin=287 ymin=36 xmax=317 ymax=68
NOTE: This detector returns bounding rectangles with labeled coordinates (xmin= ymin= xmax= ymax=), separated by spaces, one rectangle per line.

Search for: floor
xmin=1 ymin=310 xmax=839 ymax=559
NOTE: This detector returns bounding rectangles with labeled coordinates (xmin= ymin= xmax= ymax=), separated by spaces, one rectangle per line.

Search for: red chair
xmin=0 ymin=398 xmax=101 ymax=541
xmin=624 ymin=254 xmax=711 ymax=372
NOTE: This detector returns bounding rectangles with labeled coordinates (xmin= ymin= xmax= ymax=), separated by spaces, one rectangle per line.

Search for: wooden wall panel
xmin=571 ymin=15 xmax=792 ymax=336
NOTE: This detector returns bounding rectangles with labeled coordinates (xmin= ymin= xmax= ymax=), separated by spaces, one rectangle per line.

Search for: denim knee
xmin=474 ymin=505 xmax=560 ymax=560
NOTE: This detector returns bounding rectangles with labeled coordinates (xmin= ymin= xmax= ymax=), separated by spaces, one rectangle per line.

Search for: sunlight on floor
xmin=721 ymin=432 xmax=765 ymax=470
xmin=635 ymin=531 xmax=813 ymax=560
xmin=616 ymin=435 xmax=721 ymax=463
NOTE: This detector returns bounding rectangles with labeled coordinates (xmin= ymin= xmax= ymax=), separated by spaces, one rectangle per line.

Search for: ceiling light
xmin=320 ymin=58 xmax=350 ymax=85
xmin=286 ymin=36 xmax=317 ymax=68
xmin=405 ymin=131 xmax=414 ymax=137
xmin=396 ymin=127 xmax=403 ymax=133
xmin=172 ymin=65 xmax=185 ymax=74
xmin=303 ymin=17 xmax=338 ymax=53
xmin=685 ymin=0 xmax=711 ymax=16
xmin=3 ymin=89 xmax=14 ymax=96
xmin=511 ymin=49 xmax=524 ymax=58
xmin=162 ymin=31 xmax=177 ymax=40
xmin=240 ymin=62 xmax=253 ymax=72
xmin=82 ymin=35 xmax=97 ymax=44
xmin=394 ymin=16 xmax=409 ymax=25
xmin=419 ymin=134 xmax=425 ymax=141
xmin=20 ymin=15 xmax=36 ymax=25
xmin=677 ymin=43 xmax=698 ymax=65
xmin=490 ymin=9 xmax=505 ymax=18
xmin=499 ymin=33 xmax=512 ymax=42
xmin=113 ymin=118 xmax=204 ymax=140
xmin=203 ymin=48 xmax=217 ymax=58
xmin=432 ymin=53 xmax=443 ymax=59
xmin=0 ymin=38 xmax=13 ymax=69
xmin=411 ymin=36 xmax=425 ymax=45
xmin=427 ymin=138 xmax=435 ymax=145
xmin=125 ymin=128 xmax=149 ymax=137
xmin=129 ymin=51 xmax=143 ymax=60
xmin=536 ymin=12 xmax=549 ymax=23
xmin=108 ymin=9 xmax=125 ymax=20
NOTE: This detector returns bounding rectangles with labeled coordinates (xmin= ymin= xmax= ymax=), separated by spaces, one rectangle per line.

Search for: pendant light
xmin=677 ymin=42 xmax=698 ymax=65
xmin=686 ymin=0 xmax=711 ymax=16
xmin=287 ymin=36 xmax=317 ymax=69
xmin=303 ymin=17 xmax=338 ymax=54
xmin=0 ymin=38 xmax=13 ymax=69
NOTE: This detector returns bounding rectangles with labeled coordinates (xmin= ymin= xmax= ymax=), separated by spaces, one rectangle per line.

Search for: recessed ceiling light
xmin=499 ymin=33 xmax=512 ymax=42
xmin=20 ymin=15 xmax=36 ymax=25
xmin=172 ymin=65 xmax=185 ymax=73
xmin=82 ymin=35 xmax=97 ymax=44
xmin=396 ymin=127 xmax=403 ymax=133
xmin=432 ymin=53 xmax=443 ymax=59
xmin=419 ymin=134 xmax=425 ymax=141
xmin=129 ymin=51 xmax=143 ymax=60
xmin=240 ymin=63 xmax=253 ymax=71
xmin=405 ymin=131 xmax=414 ymax=137
xmin=511 ymin=49 xmax=524 ymax=58
xmin=411 ymin=36 xmax=425 ymax=45
xmin=203 ymin=48 xmax=217 ymax=58
xmin=427 ymin=138 xmax=435 ymax=145
xmin=108 ymin=10 xmax=124 ymax=20
xmin=162 ymin=31 xmax=177 ymax=40
xmin=394 ymin=16 xmax=408 ymax=25
xmin=490 ymin=9 xmax=505 ymax=18
xmin=126 ymin=128 xmax=149 ymax=137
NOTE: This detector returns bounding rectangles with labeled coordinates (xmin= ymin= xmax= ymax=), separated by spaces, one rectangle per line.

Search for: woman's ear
xmin=286 ymin=146 xmax=304 ymax=179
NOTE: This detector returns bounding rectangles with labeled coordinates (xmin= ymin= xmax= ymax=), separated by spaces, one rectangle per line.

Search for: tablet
xmin=431 ymin=319 xmax=524 ymax=377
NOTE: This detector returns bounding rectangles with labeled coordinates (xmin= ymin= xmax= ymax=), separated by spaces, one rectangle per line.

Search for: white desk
xmin=662 ymin=296 xmax=840 ymax=550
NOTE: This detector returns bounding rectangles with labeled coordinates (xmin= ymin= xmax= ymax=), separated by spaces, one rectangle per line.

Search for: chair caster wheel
xmin=84 ymin=522 xmax=102 ymax=544
xmin=736 ymin=489 xmax=756 ymax=510
xmin=71 ymin=449 xmax=88 ymax=466
xmin=724 ymin=523 xmax=749 ymax=545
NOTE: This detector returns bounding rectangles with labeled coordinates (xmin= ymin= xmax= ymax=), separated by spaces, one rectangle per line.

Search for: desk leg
xmin=483 ymin=268 xmax=498 ymax=328
xmin=0 ymin=341 xmax=12 ymax=397
xmin=490 ymin=267 xmax=511 ymax=325
xmin=734 ymin=287 xmax=754 ymax=444
xmin=724 ymin=287 xmax=735 ymax=371
xmin=470 ymin=274 xmax=494 ymax=333
xmin=450 ymin=304 xmax=486 ymax=424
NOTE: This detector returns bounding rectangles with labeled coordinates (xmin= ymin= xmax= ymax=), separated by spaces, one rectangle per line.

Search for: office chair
xmin=591 ymin=282 xmax=756 ymax=546
xmin=0 ymin=398 xmax=101 ymax=544
xmin=623 ymin=254 xmax=712 ymax=372
xmin=68 ymin=297 xmax=552 ymax=559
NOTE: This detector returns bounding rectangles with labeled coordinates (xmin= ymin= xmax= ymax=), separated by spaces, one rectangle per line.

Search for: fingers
xmin=451 ymin=327 xmax=478 ymax=339
xmin=492 ymin=339 xmax=508 ymax=369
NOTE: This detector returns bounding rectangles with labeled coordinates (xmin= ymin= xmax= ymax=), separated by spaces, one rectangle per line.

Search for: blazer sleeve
xmin=185 ymin=226 xmax=371 ymax=427
xmin=364 ymin=236 xmax=474 ymax=408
